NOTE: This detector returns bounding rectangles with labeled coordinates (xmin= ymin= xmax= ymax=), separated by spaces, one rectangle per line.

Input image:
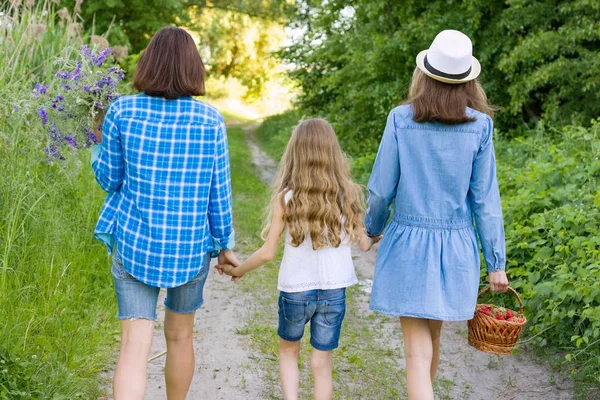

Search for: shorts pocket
xmin=282 ymin=297 xmax=308 ymax=324
xmin=323 ymin=298 xmax=346 ymax=326
xmin=111 ymin=253 xmax=134 ymax=280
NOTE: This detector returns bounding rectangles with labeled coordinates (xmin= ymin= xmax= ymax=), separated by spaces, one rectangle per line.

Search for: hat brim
xmin=415 ymin=50 xmax=481 ymax=84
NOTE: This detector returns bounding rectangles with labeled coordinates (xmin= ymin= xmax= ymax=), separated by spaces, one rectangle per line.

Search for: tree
xmin=192 ymin=6 xmax=286 ymax=100
xmin=61 ymin=0 xmax=293 ymax=53
xmin=283 ymin=0 xmax=600 ymax=157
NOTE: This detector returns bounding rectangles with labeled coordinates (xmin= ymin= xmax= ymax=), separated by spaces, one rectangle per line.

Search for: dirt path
xmin=99 ymin=263 xmax=264 ymax=400
xmin=243 ymin=123 xmax=574 ymax=400
xmin=142 ymin=264 xmax=264 ymax=400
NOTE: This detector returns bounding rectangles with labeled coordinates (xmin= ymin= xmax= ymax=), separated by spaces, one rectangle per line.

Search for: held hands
xmin=216 ymin=250 xmax=243 ymax=281
xmin=216 ymin=263 xmax=242 ymax=278
xmin=369 ymin=235 xmax=383 ymax=248
xmin=488 ymin=271 xmax=509 ymax=292
xmin=359 ymin=234 xmax=383 ymax=252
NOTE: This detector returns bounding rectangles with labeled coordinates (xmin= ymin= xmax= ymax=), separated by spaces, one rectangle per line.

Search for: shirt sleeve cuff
xmin=486 ymin=263 xmax=506 ymax=272
xmin=210 ymin=230 xmax=236 ymax=258
xmin=90 ymin=144 xmax=101 ymax=166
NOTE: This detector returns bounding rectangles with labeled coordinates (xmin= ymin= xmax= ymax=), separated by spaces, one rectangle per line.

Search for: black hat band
xmin=424 ymin=55 xmax=472 ymax=80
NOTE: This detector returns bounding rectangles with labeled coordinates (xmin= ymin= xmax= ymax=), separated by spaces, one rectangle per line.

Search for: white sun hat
xmin=416 ymin=30 xmax=481 ymax=84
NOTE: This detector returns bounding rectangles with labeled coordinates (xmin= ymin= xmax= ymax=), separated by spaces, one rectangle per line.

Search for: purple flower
xmin=63 ymin=84 xmax=72 ymax=91
xmin=94 ymin=102 xmax=104 ymax=109
xmin=33 ymin=83 xmax=49 ymax=96
xmin=64 ymin=136 xmax=78 ymax=148
xmin=44 ymin=145 xmax=65 ymax=161
xmin=58 ymin=105 xmax=66 ymax=112
xmin=54 ymin=95 xmax=64 ymax=102
xmin=49 ymin=123 xmax=62 ymax=142
xmin=69 ymin=61 xmax=83 ymax=81
xmin=81 ymin=45 xmax=94 ymax=59
xmin=85 ymin=128 xmax=98 ymax=145
xmin=56 ymin=71 xmax=70 ymax=79
xmin=95 ymin=74 xmax=116 ymax=89
xmin=32 ymin=83 xmax=49 ymax=99
xmin=38 ymin=107 xmax=48 ymax=125
xmin=106 ymin=66 xmax=120 ymax=73
xmin=13 ymin=105 xmax=19 ymax=111
xmin=82 ymin=85 xmax=91 ymax=92
xmin=94 ymin=48 xmax=112 ymax=67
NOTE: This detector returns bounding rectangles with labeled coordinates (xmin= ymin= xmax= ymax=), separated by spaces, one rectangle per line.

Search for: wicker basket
xmin=467 ymin=286 xmax=527 ymax=355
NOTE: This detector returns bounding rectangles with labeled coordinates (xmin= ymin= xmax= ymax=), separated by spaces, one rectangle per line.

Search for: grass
xmin=0 ymin=146 xmax=117 ymax=399
xmin=0 ymin=3 xmax=119 ymax=398
xmin=254 ymin=109 xmax=301 ymax=161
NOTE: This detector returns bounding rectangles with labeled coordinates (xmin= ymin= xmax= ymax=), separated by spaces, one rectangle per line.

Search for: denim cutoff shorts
xmin=111 ymin=251 xmax=210 ymax=321
xmin=278 ymin=288 xmax=346 ymax=351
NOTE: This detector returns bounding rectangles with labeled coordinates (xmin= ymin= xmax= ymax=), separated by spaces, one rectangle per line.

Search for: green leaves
xmin=498 ymin=121 xmax=600 ymax=383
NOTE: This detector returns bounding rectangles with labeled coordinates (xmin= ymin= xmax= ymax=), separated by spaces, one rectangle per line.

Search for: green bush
xmin=255 ymin=109 xmax=303 ymax=161
xmin=497 ymin=121 xmax=600 ymax=382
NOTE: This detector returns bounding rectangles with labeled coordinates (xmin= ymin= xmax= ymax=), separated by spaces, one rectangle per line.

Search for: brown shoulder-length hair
xmin=404 ymin=67 xmax=496 ymax=124
xmin=133 ymin=26 xmax=205 ymax=99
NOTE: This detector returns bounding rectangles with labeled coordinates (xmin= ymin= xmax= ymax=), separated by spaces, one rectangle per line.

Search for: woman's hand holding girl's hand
xmin=359 ymin=234 xmax=383 ymax=251
xmin=216 ymin=263 xmax=242 ymax=277
xmin=371 ymin=235 xmax=383 ymax=246
xmin=488 ymin=271 xmax=509 ymax=292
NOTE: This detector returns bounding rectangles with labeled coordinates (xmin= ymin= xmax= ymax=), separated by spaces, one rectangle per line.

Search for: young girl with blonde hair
xmin=365 ymin=30 xmax=509 ymax=399
xmin=218 ymin=118 xmax=380 ymax=400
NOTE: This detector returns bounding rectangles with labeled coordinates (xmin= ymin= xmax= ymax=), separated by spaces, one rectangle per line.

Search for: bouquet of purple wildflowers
xmin=23 ymin=45 xmax=125 ymax=161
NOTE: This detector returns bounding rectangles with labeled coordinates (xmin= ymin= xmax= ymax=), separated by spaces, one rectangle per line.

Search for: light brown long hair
xmin=263 ymin=119 xmax=365 ymax=250
xmin=405 ymin=67 xmax=495 ymax=124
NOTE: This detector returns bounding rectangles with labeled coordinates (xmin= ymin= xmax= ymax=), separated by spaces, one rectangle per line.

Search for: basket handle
xmin=477 ymin=286 xmax=524 ymax=315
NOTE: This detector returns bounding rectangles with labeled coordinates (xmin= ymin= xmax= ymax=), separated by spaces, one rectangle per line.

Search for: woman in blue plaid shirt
xmin=91 ymin=27 xmax=239 ymax=399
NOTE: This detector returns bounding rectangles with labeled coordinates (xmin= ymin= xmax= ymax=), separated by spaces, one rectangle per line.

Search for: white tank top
xmin=277 ymin=191 xmax=358 ymax=293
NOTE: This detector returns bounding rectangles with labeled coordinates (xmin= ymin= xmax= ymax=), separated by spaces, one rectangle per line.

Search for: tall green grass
xmin=1 ymin=3 xmax=116 ymax=398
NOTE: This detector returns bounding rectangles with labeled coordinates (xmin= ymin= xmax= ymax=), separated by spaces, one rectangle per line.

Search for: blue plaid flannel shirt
xmin=92 ymin=94 xmax=234 ymax=288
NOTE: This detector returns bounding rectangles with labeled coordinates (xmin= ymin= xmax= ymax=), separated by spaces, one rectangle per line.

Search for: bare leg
xmin=113 ymin=318 xmax=154 ymax=400
xmin=279 ymin=338 xmax=301 ymax=400
xmin=164 ymin=310 xmax=196 ymax=400
xmin=400 ymin=317 xmax=435 ymax=400
xmin=428 ymin=320 xmax=443 ymax=382
xmin=311 ymin=349 xmax=333 ymax=400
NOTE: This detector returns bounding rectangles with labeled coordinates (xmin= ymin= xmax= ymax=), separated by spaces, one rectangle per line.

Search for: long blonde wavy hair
xmin=262 ymin=118 xmax=365 ymax=250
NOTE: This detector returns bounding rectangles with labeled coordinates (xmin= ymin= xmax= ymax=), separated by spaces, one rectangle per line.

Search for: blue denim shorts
xmin=277 ymin=288 xmax=346 ymax=351
xmin=111 ymin=252 xmax=209 ymax=321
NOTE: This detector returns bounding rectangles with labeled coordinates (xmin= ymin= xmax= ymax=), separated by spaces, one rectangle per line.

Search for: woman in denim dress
xmin=364 ymin=30 xmax=509 ymax=399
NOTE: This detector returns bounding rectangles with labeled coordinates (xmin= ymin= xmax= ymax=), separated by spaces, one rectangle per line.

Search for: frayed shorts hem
xmin=277 ymin=331 xmax=338 ymax=351
xmin=277 ymin=330 xmax=302 ymax=343
xmin=310 ymin=339 xmax=338 ymax=351
xmin=116 ymin=315 xmax=157 ymax=321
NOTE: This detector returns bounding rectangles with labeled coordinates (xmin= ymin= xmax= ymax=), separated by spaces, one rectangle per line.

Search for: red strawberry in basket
xmin=495 ymin=313 xmax=505 ymax=320
xmin=479 ymin=307 xmax=491 ymax=316
xmin=505 ymin=310 xmax=514 ymax=319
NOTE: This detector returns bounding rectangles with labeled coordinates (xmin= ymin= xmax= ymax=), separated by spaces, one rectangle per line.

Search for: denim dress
xmin=365 ymin=105 xmax=506 ymax=321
